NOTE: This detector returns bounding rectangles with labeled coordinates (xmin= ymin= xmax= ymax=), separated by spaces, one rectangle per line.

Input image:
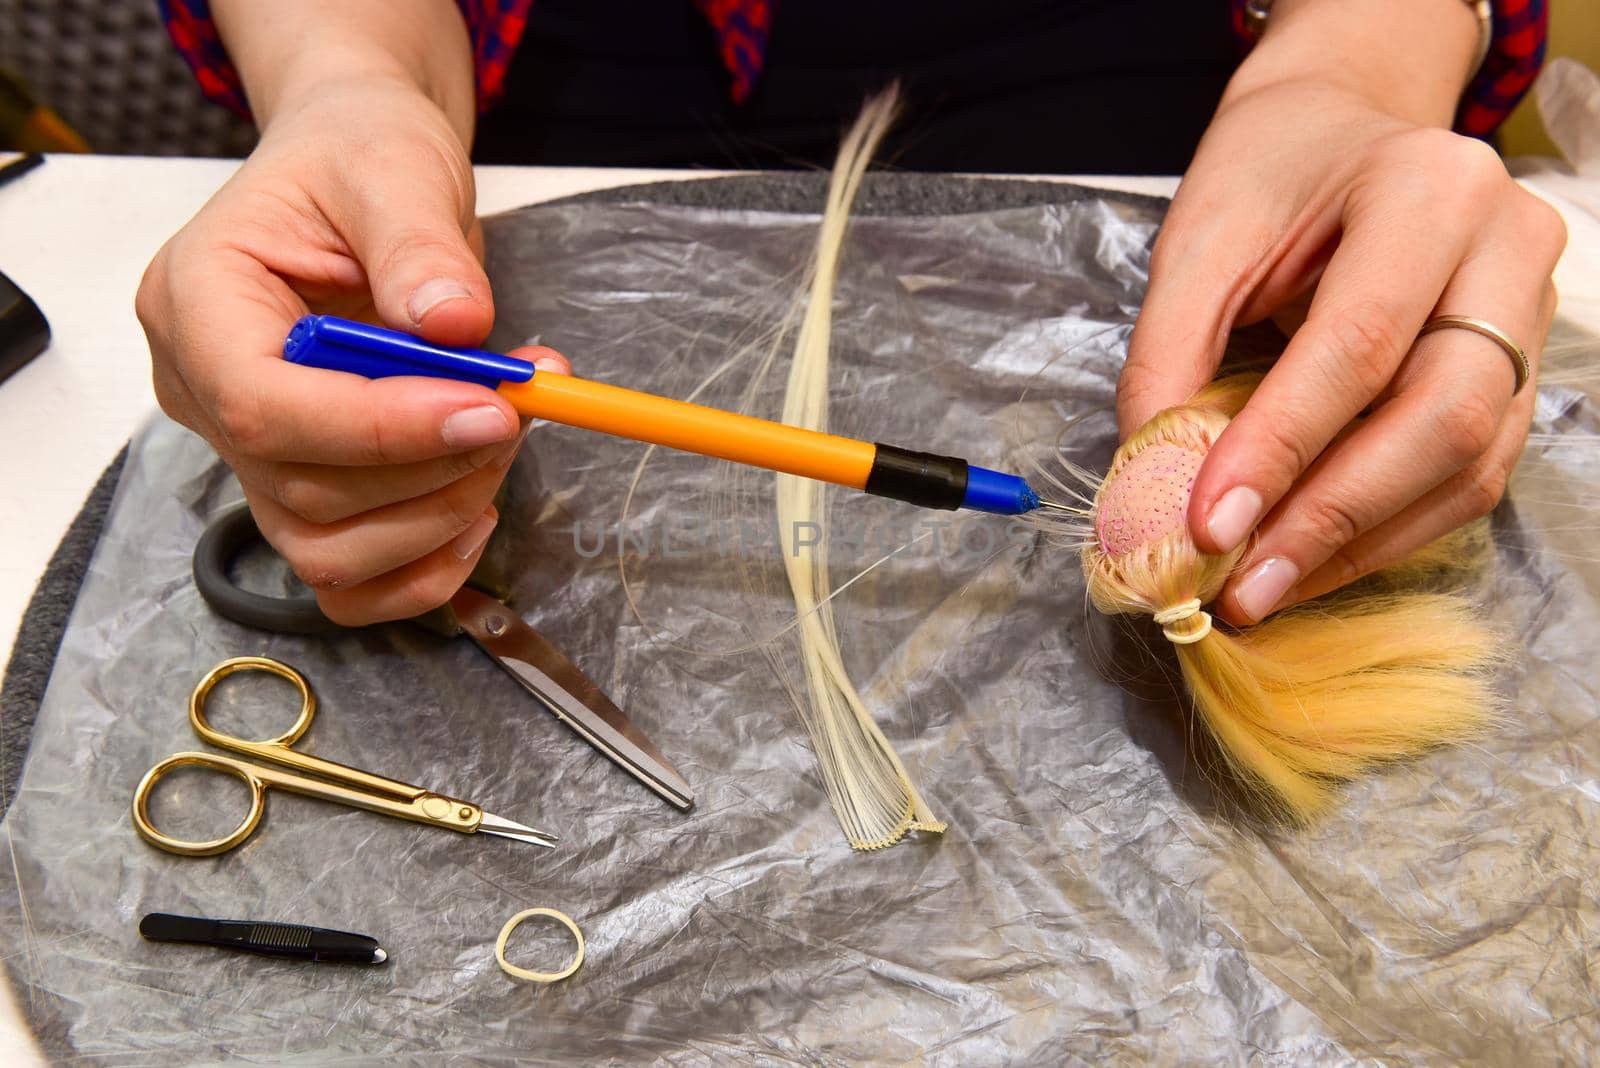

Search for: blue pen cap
xmin=282 ymin=315 xmax=534 ymax=389
xmin=961 ymin=465 xmax=1042 ymax=515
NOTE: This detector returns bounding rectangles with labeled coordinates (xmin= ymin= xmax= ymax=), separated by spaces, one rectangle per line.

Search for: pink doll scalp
xmin=1095 ymin=443 xmax=1203 ymax=557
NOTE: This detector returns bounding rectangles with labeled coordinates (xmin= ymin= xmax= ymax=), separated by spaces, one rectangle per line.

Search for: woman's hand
xmin=1118 ymin=0 xmax=1565 ymax=625
xmin=137 ymin=72 xmax=569 ymax=626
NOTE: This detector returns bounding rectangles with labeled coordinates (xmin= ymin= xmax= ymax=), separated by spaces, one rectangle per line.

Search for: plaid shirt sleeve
xmin=162 ymin=0 xmax=1544 ymax=137
xmin=155 ymin=0 xmax=533 ymax=119
xmin=690 ymin=0 xmax=774 ymax=103
xmin=1229 ymin=0 xmax=1548 ymax=138
xmin=1457 ymin=0 xmax=1548 ymax=137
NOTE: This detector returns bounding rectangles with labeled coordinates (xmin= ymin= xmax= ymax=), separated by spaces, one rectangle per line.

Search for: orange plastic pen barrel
xmin=497 ymin=373 xmax=876 ymax=489
xmin=283 ymin=316 xmax=1046 ymax=515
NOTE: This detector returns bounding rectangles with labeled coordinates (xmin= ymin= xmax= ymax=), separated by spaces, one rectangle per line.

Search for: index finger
xmin=163 ymin=247 xmax=520 ymax=465
xmin=1118 ymin=215 xmax=1252 ymax=439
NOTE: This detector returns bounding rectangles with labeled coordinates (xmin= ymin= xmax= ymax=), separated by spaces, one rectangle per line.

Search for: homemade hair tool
xmin=1044 ymin=375 xmax=1503 ymax=822
xmin=282 ymin=314 xmax=1062 ymax=517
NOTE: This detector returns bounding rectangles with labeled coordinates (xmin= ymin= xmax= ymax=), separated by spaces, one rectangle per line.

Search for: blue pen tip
xmin=962 ymin=465 xmax=1043 ymax=515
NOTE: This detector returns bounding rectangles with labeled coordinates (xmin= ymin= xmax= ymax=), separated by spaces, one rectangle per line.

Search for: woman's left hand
xmin=1117 ymin=0 xmax=1565 ymax=626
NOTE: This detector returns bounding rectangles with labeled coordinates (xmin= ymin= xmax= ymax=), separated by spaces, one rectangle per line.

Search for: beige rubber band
xmin=1152 ymin=599 xmax=1214 ymax=645
xmin=494 ymin=908 xmax=585 ymax=983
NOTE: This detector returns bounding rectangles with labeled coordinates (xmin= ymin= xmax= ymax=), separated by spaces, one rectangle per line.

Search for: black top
xmin=474 ymin=0 xmax=1237 ymax=174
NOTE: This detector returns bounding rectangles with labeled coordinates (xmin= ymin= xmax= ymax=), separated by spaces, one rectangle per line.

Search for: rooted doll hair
xmin=1074 ymin=377 xmax=1503 ymax=821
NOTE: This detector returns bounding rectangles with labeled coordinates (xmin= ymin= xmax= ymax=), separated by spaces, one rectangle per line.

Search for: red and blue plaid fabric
xmin=690 ymin=0 xmax=774 ymax=103
xmin=158 ymin=0 xmax=248 ymax=116
xmin=1458 ymin=0 xmax=1548 ymax=136
xmin=160 ymin=0 xmax=1543 ymax=136
xmin=156 ymin=0 xmax=536 ymax=116
xmin=1229 ymin=0 xmax=1548 ymax=138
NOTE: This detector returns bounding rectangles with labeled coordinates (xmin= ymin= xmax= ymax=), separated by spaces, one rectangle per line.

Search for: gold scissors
xmin=132 ymin=656 xmax=557 ymax=857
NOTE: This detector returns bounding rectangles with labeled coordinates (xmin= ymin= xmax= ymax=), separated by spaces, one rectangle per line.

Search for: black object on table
xmin=0 ymin=267 xmax=49 ymax=388
xmin=140 ymin=912 xmax=389 ymax=965
xmin=0 ymin=153 xmax=45 ymax=188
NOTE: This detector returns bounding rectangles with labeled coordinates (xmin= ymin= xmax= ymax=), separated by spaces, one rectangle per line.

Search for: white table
xmin=0 ymin=152 xmax=1593 ymax=1061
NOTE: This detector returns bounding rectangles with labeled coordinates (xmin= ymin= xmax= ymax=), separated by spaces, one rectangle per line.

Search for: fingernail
xmin=452 ymin=511 xmax=498 ymax=560
xmin=1233 ymin=557 xmax=1300 ymax=623
xmin=1207 ymin=486 xmax=1264 ymax=553
xmin=495 ymin=421 xmax=532 ymax=468
xmin=406 ymin=278 xmax=473 ymax=325
xmin=442 ymin=405 xmax=513 ymax=448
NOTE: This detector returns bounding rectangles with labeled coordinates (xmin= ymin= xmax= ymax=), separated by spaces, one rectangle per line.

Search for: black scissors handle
xmin=192 ymin=503 xmax=343 ymax=635
xmin=193 ymin=503 xmax=476 ymax=636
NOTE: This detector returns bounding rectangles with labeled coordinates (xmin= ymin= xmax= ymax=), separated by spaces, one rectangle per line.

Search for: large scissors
xmin=132 ymin=655 xmax=556 ymax=856
xmin=192 ymin=502 xmax=692 ymax=810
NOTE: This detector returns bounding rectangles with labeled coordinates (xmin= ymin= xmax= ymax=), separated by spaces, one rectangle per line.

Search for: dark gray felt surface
xmin=0 ymin=173 xmax=1164 ymax=818
xmin=0 ymin=448 xmax=125 ymax=816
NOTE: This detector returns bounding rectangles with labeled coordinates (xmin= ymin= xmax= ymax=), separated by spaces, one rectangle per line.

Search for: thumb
xmin=329 ymin=156 xmax=494 ymax=348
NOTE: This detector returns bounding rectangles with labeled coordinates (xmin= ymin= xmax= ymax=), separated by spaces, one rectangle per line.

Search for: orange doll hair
xmin=1074 ymin=376 xmax=1502 ymax=822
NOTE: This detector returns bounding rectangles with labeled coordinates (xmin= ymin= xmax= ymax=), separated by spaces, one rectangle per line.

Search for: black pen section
xmin=863 ymin=443 xmax=969 ymax=510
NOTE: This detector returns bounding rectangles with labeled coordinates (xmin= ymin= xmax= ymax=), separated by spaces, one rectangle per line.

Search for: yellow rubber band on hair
xmin=1152 ymin=599 xmax=1213 ymax=645
xmin=494 ymin=907 xmax=586 ymax=984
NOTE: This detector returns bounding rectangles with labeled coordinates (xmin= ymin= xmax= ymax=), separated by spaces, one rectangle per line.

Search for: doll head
xmin=1067 ymin=374 xmax=1496 ymax=821
xmin=1082 ymin=379 xmax=1254 ymax=640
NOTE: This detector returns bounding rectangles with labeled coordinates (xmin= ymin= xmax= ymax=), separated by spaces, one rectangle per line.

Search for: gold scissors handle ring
xmin=131 ymin=656 xmax=313 ymax=857
xmin=131 ymin=751 xmax=270 ymax=856
xmin=190 ymin=655 xmax=315 ymax=748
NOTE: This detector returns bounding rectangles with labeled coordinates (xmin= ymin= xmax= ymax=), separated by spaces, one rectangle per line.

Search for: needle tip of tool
xmin=1035 ymin=498 xmax=1075 ymax=513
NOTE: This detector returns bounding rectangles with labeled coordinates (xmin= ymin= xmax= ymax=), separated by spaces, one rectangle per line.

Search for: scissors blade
xmin=477 ymin=811 xmax=559 ymax=849
xmin=450 ymin=587 xmax=695 ymax=811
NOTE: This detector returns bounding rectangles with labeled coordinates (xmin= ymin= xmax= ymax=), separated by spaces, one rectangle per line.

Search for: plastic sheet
xmin=1 ymin=182 xmax=1596 ymax=1062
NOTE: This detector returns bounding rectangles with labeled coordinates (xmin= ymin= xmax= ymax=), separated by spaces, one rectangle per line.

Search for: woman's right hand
xmin=137 ymin=76 xmax=568 ymax=626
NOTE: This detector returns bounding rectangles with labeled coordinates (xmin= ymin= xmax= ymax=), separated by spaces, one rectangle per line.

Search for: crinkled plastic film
xmin=0 ymin=179 xmax=1595 ymax=1062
